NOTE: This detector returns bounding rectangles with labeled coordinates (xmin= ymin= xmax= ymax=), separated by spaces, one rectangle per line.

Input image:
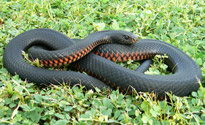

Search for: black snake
xmin=3 ymin=28 xmax=202 ymax=98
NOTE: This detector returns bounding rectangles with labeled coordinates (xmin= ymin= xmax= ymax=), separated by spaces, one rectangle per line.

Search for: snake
xmin=3 ymin=28 xmax=202 ymax=98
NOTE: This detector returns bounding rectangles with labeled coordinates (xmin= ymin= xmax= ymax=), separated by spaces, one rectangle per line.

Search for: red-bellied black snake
xmin=3 ymin=28 xmax=202 ymax=98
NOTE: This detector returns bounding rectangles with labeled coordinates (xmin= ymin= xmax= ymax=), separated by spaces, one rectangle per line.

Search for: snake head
xmin=108 ymin=30 xmax=139 ymax=44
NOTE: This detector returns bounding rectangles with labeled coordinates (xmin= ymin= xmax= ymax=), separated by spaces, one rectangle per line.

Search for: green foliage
xmin=0 ymin=0 xmax=204 ymax=124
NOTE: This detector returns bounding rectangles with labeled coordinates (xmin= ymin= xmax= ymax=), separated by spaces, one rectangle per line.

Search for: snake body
xmin=3 ymin=29 xmax=202 ymax=97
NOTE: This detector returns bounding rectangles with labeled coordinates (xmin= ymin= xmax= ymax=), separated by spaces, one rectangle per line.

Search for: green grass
xmin=0 ymin=0 xmax=204 ymax=124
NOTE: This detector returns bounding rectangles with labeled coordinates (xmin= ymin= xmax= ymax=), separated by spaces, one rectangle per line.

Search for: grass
xmin=0 ymin=0 xmax=204 ymax=124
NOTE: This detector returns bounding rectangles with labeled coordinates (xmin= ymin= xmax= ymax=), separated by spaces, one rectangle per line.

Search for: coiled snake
xmin=3 ymin=29 xmax=202 ymax=97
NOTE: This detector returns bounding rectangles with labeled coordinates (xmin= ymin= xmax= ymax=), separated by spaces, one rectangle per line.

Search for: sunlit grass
xmin=0 ymin=0 xmax=204 ymax=124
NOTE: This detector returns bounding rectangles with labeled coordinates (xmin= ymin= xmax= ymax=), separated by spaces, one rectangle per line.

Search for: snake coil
xmin=3 ymin=28 xmax=202 ymax=97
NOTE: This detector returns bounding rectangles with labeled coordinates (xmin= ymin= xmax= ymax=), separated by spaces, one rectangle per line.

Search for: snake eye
xmin=124 ymin=35 xmax=130 ymax=40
